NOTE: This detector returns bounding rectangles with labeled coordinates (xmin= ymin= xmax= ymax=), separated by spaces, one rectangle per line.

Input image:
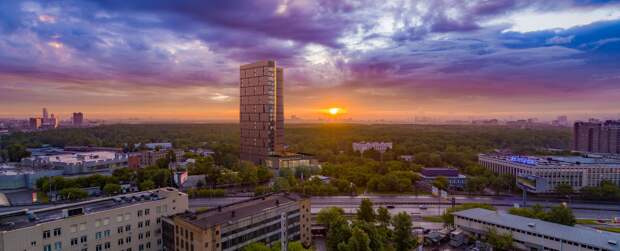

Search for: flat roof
xmin=179 ymin=193 xmax=301 ymax=229
xmin=0 ymin=188 xmax=178 ymax=231
xmin=25 ymin=151 xmax=126 ymax=165
xmin=479 ymin=154 xmax=620 ymax=168
xmin=453 ymin=208 xmax=620 ymax=251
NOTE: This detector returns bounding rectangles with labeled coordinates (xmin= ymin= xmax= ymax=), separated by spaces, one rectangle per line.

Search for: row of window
xmin=457 ymin=216 xmax=609 ymax=251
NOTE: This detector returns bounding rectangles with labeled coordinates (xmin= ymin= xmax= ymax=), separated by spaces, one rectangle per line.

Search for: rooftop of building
xmin=453 ymin=208 xmax=620 ymax=251
xmin=479 ymin=153 xmax=620 ymax=167
xmin=0 ymin=188 xmax=181 ymax=231
xmin=178 ymin=193 xmax=303 ymax=229
xmin=23 ymin=151 xmax=127 ymax=165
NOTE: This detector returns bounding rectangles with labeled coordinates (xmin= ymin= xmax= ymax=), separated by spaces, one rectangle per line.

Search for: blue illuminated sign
xmin=509 ymin=156 xmax=538 ymax=166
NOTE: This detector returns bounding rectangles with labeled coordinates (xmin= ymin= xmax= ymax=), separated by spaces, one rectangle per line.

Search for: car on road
xmin=386 ymin=205 xmax=395 ymax=209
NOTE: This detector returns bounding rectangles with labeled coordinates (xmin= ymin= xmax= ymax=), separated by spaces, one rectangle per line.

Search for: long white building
xmin=478 ymin=154 xmax=620 ymax=193
xmin=454 ymin=208 xmax=620 ymax=251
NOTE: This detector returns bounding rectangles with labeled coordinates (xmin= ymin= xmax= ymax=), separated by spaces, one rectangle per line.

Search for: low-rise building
xmin=20 ymin=151 xmax=128 ymax=175
xmin=0 ymin=188 xmax=188 ymax=251
xmin=479 ymin=153 xmax=620 ymax=193
xmin=264 ymin=153 xmax=318 ymax=170
xmin=420 ymin=167 xmax=467 ymax=189
xmin=162 ymin=193 xmax=312 ymax=251
xmin=453 ymin=208 xmax=620 ymax=251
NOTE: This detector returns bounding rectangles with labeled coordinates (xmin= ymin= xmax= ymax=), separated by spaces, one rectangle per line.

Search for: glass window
xmin=54 ymin=241 xmax=61 ymax=250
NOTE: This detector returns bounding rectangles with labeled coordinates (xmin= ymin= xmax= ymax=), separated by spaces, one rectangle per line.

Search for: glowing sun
xmin=327 ymin=107 xmax=344 ymax=115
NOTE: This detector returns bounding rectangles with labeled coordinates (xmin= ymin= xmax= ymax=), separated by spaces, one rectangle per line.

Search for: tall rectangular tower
xmin=574 ymin=121 xmax=601 ymax=153
xmin=239 ymin=60 xmax=284 ymax=164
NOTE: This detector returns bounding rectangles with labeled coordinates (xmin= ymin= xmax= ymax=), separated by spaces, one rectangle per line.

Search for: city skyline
xmin=1 ymin=1 xmax=620 ymax=121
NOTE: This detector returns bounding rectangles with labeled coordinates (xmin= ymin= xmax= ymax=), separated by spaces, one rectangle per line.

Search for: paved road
xmin=188 ymin=195 xmax=620 ymax=219
xmin=3 ymin=195 xmax=619 ymax=219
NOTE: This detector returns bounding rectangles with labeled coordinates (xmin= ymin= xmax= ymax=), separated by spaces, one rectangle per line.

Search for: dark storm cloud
xmin=0 ymin=0 xmax=620 ymax=117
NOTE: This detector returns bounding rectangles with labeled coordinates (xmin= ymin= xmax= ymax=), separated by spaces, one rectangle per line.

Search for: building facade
xmin=162 ymin=193 xmax=311 ymax=251
xmin=574 ymin=120 xmax=620 ymax=154
xmin=239 ymin=60 xmax=284 ymax=165
xmin=419 ymin=167 xmax=467 ymax=189
xmin=20 ymin=151 xmax=129 ymax=175
xmin=454 ymin=208 xmax=620 ymax=251
xmin=72 ymin=112 xmax=84 ymax=126
xmin=0 ymin=188 xmax=189 ymax=251
xmin=479 ymin=154 xmax=620 ymax=193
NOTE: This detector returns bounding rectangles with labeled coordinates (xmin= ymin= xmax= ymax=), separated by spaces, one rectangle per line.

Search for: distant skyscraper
xmin=574 ymin=120 xmax=620 ymax=154
xmin=239 ymin=60 xmax=284 ymax=164
xmin=72 ymin=112 xmax=84 ymax=126
xmin=42 ymin=107 xmax=48 ymax=119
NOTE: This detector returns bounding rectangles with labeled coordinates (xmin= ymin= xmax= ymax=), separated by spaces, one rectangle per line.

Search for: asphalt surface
xmin=189 ymin=195 xmax=620 ymax=219
xmin=3 ymin=194 xmax=619 ymax=219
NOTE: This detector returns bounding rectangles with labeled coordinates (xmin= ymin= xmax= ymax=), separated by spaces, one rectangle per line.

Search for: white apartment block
xmin=0 ymin=188 xmax=188 ymax=251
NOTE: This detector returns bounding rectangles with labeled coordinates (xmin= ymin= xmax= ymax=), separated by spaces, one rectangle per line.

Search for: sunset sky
xmin=1 ymin=0 xmax=620 ymax=121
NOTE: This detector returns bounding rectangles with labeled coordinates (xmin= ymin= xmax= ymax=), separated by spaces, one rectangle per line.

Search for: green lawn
xmin=576 ymin=219 xmax=599 ymax=225
xmin=422 ymin=216 xmax=444 ymax=223
xmin=597 ymin=227 xmax=620 ymax=233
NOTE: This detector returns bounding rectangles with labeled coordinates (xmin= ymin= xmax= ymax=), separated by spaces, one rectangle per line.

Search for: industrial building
xmin=20 ymin=151 xmax=129 ymax=175
xmin=0 ymin=188 xmax=188 ymax=251
xmin=162 ymin=193 xmax=311 ymax=251
xmin=453 ymin=208 xmax=620 ymax=251
xmin=479 ymin=153 xmax=620 ymax=193
xmin=419 ymin=167 xmax=467 ymax=189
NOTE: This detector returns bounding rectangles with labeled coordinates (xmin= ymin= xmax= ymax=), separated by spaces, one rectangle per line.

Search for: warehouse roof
xmin=453 ymin=208 xmax=620 ymax=251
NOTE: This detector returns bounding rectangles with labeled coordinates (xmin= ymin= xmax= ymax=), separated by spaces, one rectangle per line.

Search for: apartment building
xmin=239 ymin=60 xmax=284 ymax=165
xmin=574 ymin=120 xmax=620 ymax=154
xmin=454 ymin=208 xmax=620 ymax=251
xmin=0 ymin=188 xmax=188 ymax=251
xmin=162 ymin=193 xmax=311 ymax=251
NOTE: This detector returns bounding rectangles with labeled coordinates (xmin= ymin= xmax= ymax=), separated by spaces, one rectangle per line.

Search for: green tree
xmin=338 ymin=227 xmax=371 ymax=251
xmin=392 ymin=212 xmax=417 ymax=251
xmin=376 ymin=207 xmax=391 ymax=227
xmin=486 ymin=228 xmax=513 ymax=250
xmin=112 ymin=168 xmax=135 ymax=183
xmin=317 ymin=207 xmax=351 ymax=251
xmin=139 ymin=180 xmax=155 ymax=191
xmin=356 ymin=198 xmax=376 ymax=223
xmin=103 ymin=183 xmax=122 ymax=195
xmin=443 ymin=203 xmax=496 ymax=226
xmin=465 ymin=176 xmax=487 ymax=194
xmin=242 ymin=243 xmax=271 ymax=251
xmin=6 ymin=144 xmax=30 ymax=162
xmin=508 ymin=204 xmax=546 ymax=219
xmin=545 ymin=205 xmax=576 ymax=226
xmin=554 ymin=183 xmax=573 ymax=197
xmin=59 ymin=188 xmax=88 ymax=201
xmin=432 ymin=176 xmax=449 ymax=190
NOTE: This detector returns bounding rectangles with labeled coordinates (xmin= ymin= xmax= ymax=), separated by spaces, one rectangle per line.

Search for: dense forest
xmin=0 ymin=123 xmax=572 ymax=163
xmin=11 ymin=123 xmax=616 ymax=198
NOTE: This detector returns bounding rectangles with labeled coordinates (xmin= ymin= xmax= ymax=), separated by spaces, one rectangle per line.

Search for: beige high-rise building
xmin=239 ymin=60 xmax=284 ymax=164
xmin=162 ymin=193 xmax=311 ymax=251
xmin=0 ymin=188 xmax=188 ymax=251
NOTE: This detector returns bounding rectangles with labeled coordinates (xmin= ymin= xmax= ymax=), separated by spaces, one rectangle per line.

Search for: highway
xmin=189 ymin=195 xmax=620 ymax=219
xmin=2 ymin=194 xmax=618 ymax=220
